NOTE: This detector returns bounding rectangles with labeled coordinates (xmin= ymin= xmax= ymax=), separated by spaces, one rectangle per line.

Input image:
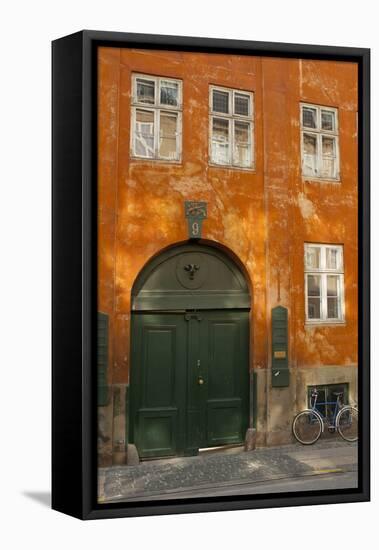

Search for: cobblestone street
xmin=98 ymin=440 xmax=358 ymax=503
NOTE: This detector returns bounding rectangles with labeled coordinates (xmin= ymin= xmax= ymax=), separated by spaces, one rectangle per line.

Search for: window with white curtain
xmin=209 ymin=86 xmax=254 ymax=169
xmin=300 ymin=103 xmax=340 ymax=180
xmin=131 ymin=74 xmax=182 ymax=161
xmin=304 ymin=244 xmax=345 ymax=323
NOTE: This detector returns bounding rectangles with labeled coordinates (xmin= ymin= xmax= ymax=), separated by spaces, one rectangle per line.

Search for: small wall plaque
xmin=184 ymin=201 xmax=207 ymax=239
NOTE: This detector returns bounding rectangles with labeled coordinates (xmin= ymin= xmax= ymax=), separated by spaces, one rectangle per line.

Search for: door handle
xmin=198 ymin=376 xmax=205 ymax=385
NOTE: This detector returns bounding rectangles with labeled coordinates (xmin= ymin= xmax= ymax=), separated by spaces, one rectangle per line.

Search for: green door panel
xmin=208 ymin=320 xmax=239 ymax=398
xmin=137 ymin=409 xmax=178 ymax=457
xmin=186 ymin=314 xmax=205 ymax=453
xmin=130 ymin=314 xmax=187 ymax=458
xmin=207 ymin=399 xmax=244 ymax=445
xmin=202 ymin=312 xmax=249 ymax=447
xmin=141 ymin=327 xmax=176 ymax=407
xmin=130 ymin=310 xmax=250 ymax=459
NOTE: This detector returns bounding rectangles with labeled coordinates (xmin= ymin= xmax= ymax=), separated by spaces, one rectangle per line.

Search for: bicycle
xmin=292 ymin=387 xmax=358 ymax=445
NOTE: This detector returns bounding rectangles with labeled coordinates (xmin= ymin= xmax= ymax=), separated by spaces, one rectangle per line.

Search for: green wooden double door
xmin=130 ymin=310 xmax=249 ymax=458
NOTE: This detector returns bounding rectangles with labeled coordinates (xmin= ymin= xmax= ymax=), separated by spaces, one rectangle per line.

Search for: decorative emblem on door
xmin=183 ymin=263 xmax=200 ymax=280
xmin=176 ymin=253 xmax=208 ymax=290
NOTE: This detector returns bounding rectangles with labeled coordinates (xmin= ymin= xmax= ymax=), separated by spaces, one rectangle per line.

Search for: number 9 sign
xmin=192 ymin=221 xmax=199 ymax=236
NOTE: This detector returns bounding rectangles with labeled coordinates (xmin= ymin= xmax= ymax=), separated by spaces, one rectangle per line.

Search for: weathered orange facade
xmin=98 ymin=47 xmax=358 ymax=465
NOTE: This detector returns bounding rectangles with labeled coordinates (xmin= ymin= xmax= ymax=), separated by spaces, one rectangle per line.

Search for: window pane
xmin=322 ymin=136 xmax=336 ymax=156
xmin=308 ymin=275 xmax=321 ymax=296
xmin=159 ymin=112 xmax=178 ymax=159
xmin=134 ymin=110 xmax=154 ymax=157
xmin=320 ymin=158 xmax=336 ymax=178
xmin=302 ymin=133 xmax=317 ymax=176
xmin=302 ymin=107 xmax=317 ymax=128
xmin=327 ymin=297 xmax=339 ymax=318
xmin=234 ymin=93 xmax=250 ymax=116
xmin=327 ymin=275 xmax=338 ymax=296
xmin=160 ymin=80 xmax=179 ymax=107
xmin=308 ymin=298 xmax=321 ymax=319
xmin=234 ymin=121 xmax=251 ymax=167
xmin=327 ymin=276 xmax=340 ymax=319
xmin=212 ymin=90 xmax=229 ymax=114
xmin=304 ymin=133 xmax=317 ymax=155
xmin=213 ymin=117 xmax=229 ymax=139
xmin=306 ymin=247 xmax=320 ymax=269
xmin=321 ymin=136 xmax=337 ymax=178
xmin=136 ymin=78 xmax=155 ymax=104
xmin=321 ymin=110 xmax=335 ymax=131
xmin=307 ymin=275 xmax=321 ymax=319
xmin=211 ymin=117 xmax=230 ymax=164
xmin=323 ymin=387 xmax=334 ymax=421
xmin=326 ymin=248 xmax=339 ymax=270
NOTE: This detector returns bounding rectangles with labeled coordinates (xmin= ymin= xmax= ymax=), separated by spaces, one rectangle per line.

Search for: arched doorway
xmin=129 ymin=243 xmax=251 ymax=458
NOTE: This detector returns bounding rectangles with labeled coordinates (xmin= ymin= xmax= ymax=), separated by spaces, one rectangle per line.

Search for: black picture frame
xmin=52 ymin=30 xmax=370 ymax=520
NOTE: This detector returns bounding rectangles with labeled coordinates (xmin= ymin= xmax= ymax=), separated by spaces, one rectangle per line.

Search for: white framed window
xmin=300 ymin=103 xmax=340 ymax=181
xmin=131 ymin=74 xmax=182 ymax=161
xmin=209 ymin=86 xmax=254 ymax=169
xmin=304 ymin=244 xmax=345 ymax=323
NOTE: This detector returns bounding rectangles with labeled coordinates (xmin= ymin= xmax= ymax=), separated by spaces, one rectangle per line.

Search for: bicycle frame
xmin=310 ymin=389 xmax=343 ymax=429
xmin=292 ymin=389 xmax=357 ymax=445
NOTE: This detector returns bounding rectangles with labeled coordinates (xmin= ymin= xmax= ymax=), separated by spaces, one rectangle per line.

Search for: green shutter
xmin=97 ymin=312 xmax=109 ymax=406
xmin=271 ymin=306 xmax=290 ymax=387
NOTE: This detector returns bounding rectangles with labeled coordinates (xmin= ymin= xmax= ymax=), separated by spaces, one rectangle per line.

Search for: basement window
xmin=300 ymin=103 xmax=340 ymax=181
xmin=304 ymin=243 xmax=345 ymax=323
xmin=209 ymin=86 xmax=254 ymax=169
xmin=131 ymin=74 xmax=182 ymax=161
xmin=307 ymin=383 xmax=349 ymax=422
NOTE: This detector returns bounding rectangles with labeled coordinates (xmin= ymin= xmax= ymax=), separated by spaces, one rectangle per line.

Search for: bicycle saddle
xmin=333 ymin=392 xmax=344 ymax=397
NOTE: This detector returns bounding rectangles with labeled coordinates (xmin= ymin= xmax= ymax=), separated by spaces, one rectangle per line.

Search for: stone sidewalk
xmin=98 ymin=439 xmax=358 ymax=503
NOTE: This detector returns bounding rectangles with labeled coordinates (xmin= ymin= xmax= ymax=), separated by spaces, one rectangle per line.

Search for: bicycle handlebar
xmin=310 ymin=388 xmax=318 ymax=408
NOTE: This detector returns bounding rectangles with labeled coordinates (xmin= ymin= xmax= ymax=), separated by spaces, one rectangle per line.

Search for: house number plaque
xmin=184 ymin=201 xmax=207 ymax=239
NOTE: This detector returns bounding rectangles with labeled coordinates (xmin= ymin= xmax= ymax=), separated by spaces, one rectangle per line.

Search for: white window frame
xmin=131 ymin=74 xmax=182 ymax=162
xmin=209 ymin=85 xmax=254 ymax=169
xmin=304 ymin=243 xmax=345 ymax=324
xmin=300 ymin=103 xmax=340 ymax=181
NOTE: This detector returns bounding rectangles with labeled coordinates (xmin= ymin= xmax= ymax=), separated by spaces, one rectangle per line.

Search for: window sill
xmin=130 ymin=156 xmax=182 ymax=166
xmin=305 ymin=320 xmax=346 ymax=327
xmin=208 ymin=162 xmax=256 ymax=173
xmin=302 ymin=176 xmax=341 ymax=184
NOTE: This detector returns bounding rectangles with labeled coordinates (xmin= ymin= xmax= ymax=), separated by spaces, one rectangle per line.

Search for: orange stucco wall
xmin=97 ymin=47 xmax=358 ymax=457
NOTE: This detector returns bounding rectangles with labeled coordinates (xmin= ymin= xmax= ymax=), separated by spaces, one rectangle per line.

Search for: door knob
xmin=198 ymin=376 xmax=204 ymax=385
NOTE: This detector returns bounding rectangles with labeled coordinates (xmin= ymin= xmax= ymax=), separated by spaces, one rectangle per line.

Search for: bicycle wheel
xmin=336 ymin=406 xmax=358 ymax=442
xmin=292 ymin=410 xmax=322 ymax=445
